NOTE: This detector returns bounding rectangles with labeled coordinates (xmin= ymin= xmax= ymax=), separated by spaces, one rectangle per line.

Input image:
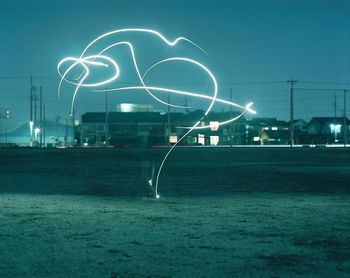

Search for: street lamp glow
xmin=330 ymin=124 xmax=341 ymax=133
xmin=29 ymin=121 xmax=34 ymax=136
xmin=34 ymin=127 xmax=41 ymax=139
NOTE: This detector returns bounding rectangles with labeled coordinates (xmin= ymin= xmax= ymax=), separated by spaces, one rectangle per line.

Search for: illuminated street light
xmin=29 ymin=121 xmax=34 ymax=136
xmin=34 ymin=127 xmax=41 ymax=140
xmin=330 ymin=124 xmax=341 ymax=133
xmin=330 ymin=124 xmax=342 ymax=143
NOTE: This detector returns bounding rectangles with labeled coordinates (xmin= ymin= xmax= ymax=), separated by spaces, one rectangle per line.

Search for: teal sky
xmin=1 ymin=0 xmax=350 ymax=126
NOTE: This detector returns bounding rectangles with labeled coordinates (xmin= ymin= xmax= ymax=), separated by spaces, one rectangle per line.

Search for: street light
xmin=34 ymin=127 xmax=41 ymax=140
xmin=330 ymin=124 xmax=342 ymax=143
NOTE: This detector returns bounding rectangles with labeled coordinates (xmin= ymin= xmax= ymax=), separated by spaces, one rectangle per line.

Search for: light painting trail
xmin=57 ymin=28 xmax=256 ymax=199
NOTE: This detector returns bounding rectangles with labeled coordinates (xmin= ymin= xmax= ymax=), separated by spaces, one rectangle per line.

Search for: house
xmin=246 ymin=118 xmax=289 ymax=144
xmin=292 ymin=119 xmax=308 ymax=132
xmin=0 ymin=120 xmax=74 ymax=147
xmin=81 ymin=112 xmax=165 ymax=147
xmin=259 ymin=129 xmax=290 ymax=145
xmin=80 ymin=110 xmax=247 ymax=147
xmin=189 ymin=110 xmax=247 ymax=145
xmin=308 ymin=117 xmax=350 ymax=144
xmin=288 ymin=119 xmax=309 ymax=144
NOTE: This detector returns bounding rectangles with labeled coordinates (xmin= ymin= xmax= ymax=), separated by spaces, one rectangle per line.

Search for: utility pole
xmin=39 ymin=86 xmax=43 ymax=147
xmin=344 ymin=90 xmax=347 ymax=147
xmin=185 ymin=96 xmax=189 ymax=115
xmin=287 ymin=78 xmax=297 ymax=147
xmin=230 ymin=88 xmax=233 ymax=147
xmin=29 ymin=75 xmax=33 ymax=147
xmin=334 ymin=94 xmax=337 ymax=119
xmin=167 ymin=93 xmax=171 ymax=147
xmin=70 ymin=102 xmax=75 ymax=147
xmin=34 ymin=91 xmax=37 ymax=126
xmin=34 ymin=90 xmax=38 ymax=147
xmin=43 ymin=102 xmax=46 ymax=147
xmin=105 ymin=88 xmax=109 ymax=145
xmin=65 ymin=118 xmax=68 ymax=147
xmin=334 ymin=94 xmax=338 ymax=143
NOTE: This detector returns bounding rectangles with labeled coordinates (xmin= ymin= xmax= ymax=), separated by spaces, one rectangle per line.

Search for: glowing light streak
xmin=79 ymin=28 xmax=208 ymax=58
xmin=57 ymin=55 xmax=120 ymax=114
xmin=57 ymin=28 xmax=256 ymax=199
xmin=95 ymin=85 xmax=255 ymax=133
xmin=29 ymin=121 xmax=34 ymax=137
xmin=58 ymin=42 xmax=187 ymax=112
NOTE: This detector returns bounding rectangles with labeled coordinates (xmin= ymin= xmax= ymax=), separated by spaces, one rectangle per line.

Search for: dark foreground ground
xmin=0 ymin=147 xmax=349 ymax=277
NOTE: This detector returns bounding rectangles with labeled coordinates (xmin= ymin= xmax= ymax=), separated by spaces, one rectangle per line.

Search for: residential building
xmin=0 ymin=120 xmax=74 ymax=147
xmin=246 ymin=118 xmax=289 ymax=144
xmin=308 ymin=117 xmax=350 ymax=144
xmin=80 ymin=110 xmax=247 ymax=147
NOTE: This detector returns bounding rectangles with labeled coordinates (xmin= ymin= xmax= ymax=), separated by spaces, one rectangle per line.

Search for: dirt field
xmin=0 ymin=147 xmax=349 ymax=277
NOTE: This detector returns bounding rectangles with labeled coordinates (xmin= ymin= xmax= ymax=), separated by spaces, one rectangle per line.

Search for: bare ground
xmin=0 ymin=148 xmax=349 ymax=277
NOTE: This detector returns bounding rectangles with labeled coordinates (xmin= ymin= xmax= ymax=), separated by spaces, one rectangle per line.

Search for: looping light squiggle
xmin=57 ymin=28 xmax=256 ymax=199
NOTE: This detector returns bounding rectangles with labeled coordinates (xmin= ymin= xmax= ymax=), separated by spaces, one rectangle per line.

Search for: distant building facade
xmin=0 ymin=120 xmax=74 ymax=147
xmin=80 ymin=110 xmax=247 ymax=147
xmin=308 ymin=117 xmax=350 ymax=144
xmin=77 ymin=112 xmax=350 ymax=147
xmin=246 ymin=118 xmax=290 ymax=145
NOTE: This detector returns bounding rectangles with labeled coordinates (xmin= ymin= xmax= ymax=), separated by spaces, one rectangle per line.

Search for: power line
xmin=0 ymin=76 xmax=29 ymax=80
xmin=0 ymin=76 xmax=286 ymax=85
xmin=221 ymin=81 xmax=286 ymax=85
xmin=2 ymin=76 xmax=350 ymax=86
xmin=295 ymin=88 xmax=350 ymax=92
xmin=298 ymin=80 xmax=350 ymax=85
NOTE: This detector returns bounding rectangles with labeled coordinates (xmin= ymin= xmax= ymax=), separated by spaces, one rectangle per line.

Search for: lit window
xmin=210 ymin=135 xmax=219 ymax=146
xmin=330 ymin=124 xmax=342 ymax=133
xmin=169 ymin=135 xmax=178 ymax=143
xmin=198 ymin=134 xmax=205 ymax=145
xmin=209 ymin=121 xmax=219 ymax=131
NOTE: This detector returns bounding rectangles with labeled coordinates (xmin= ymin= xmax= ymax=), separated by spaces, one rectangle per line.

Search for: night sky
xmin=1 ymin=0 xmax=350 ymax=130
